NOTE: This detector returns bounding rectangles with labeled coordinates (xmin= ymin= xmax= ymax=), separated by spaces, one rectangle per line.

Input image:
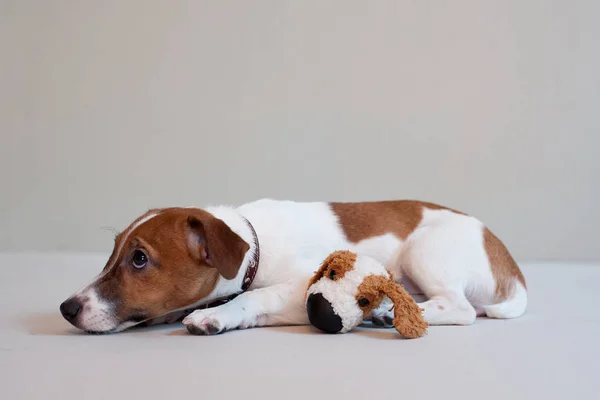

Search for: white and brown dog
xmin=59 ymin=199 xmax=527 ymax=335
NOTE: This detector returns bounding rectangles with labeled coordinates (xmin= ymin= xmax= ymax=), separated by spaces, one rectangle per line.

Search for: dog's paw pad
xmin=371 ymin=314 xmax=395 ymax=328
xmin=185 ymin=319 xmax=222 ymax=336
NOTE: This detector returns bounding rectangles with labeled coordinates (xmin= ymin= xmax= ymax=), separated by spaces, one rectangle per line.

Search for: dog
xmin=59 ymin=199 xmax=527 ymax=334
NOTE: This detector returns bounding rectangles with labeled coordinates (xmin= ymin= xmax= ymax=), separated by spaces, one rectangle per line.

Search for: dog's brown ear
xmin=358 ymin=275 xmax=428 ymax=339
xmin=307 ymin=250 xmax=357 ymax=290
xmin=186 ymin=215 xmax=249 ymax=280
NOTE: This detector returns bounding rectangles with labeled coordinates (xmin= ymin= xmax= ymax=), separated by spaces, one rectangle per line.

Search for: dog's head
xmin=59 ymin=207 xmax=250 ymax=333
xmin=305 ymin=250 xmax=428 ymax=338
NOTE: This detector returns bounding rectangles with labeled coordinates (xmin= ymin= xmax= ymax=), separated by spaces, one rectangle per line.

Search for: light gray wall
xmin=1 ymin=1 xmax=599 ymax=261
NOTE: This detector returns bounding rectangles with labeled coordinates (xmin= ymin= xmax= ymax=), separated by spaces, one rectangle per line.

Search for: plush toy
xmin=305 ymin=250 xmax=428 ymax=339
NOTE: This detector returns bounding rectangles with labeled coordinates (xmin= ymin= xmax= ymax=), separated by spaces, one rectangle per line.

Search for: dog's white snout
xmin=60 ymin=286 xmax=119 ymax=333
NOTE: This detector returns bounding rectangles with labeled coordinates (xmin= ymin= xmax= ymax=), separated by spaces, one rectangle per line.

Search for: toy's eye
xmin=358 ymin=297 xmax=370 ymax=307
xmin=132 ymin=249 xmax=148 ymax=269
xmin=328 ymin=269 xmax=336 ymax=280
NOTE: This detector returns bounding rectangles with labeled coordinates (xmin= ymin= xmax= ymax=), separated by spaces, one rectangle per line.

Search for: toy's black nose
xmin=306 ymin=293 xmax=343 ymax=333
xmin=60 ymin=298 xmax=81 ymax=322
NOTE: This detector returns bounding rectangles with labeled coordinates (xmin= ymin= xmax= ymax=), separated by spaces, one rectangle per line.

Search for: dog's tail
xmin=483 ymin=280 xmax=527 ymax=319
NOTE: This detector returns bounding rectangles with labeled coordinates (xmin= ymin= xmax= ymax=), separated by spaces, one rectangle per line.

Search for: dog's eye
xmin=132 ymin=249 xmax=148 ymax=269
xmin=328 ymin=269 xmax=336 ymax=280
xmin=358 ymin=297 xmax=370 ymax=307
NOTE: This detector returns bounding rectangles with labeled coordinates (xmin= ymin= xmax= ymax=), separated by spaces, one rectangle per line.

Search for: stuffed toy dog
xmin=305 ymin=250 xmax=428 ymax=338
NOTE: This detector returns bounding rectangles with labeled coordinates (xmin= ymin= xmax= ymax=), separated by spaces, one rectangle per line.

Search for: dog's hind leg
xmin=397 ymin=219 xmax=487 ymax=326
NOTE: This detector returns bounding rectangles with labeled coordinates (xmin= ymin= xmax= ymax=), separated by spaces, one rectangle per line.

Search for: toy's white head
xmin=305 ymin=250 xmax=428 ymax=338
xmin=305 ymin=250 xmax=392 ymax=333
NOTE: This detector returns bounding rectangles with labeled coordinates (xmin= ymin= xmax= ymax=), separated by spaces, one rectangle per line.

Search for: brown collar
xmin=190 ymin=217 xmax=259 ymax=310
xmin=240 ymin=217 xmax=260 ymax=292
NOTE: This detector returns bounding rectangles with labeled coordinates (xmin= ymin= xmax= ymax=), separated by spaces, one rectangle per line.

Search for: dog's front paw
xmin=370 ymin=313 xmax=395 ymax=327
xmin=182 ymin=310 xmax=228 ymax=336
xmin=369 ymin=298 xmax=395 ymax=328
xmin=185 ymin=318 xmax=223 ymax=335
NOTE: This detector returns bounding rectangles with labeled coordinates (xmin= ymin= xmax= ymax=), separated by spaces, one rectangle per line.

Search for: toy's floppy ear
xmin=358 ymin=275 xmax=428 ymax=339
xmin=382 ymin=279 xmax=428 ymax=338
xmin=307 ymin=250 xmax=356 ymax=290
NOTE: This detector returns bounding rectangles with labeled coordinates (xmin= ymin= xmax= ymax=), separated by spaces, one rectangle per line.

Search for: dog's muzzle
xmin=306 ymin=293 xmax=343 ymax=333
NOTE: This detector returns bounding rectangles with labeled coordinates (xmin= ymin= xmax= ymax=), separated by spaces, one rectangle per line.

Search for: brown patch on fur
xmin=96 ymin=207 xmax=249 ymax=324
xmin=330 ymin=200 xmax=466 ymax=243
xmin=483 ymin=227 xmax=526 ymax=301
xmin=307 ymin=250 xmax=357 ymax=292
xmin=357 ymin=274 xmax=428 ymax=339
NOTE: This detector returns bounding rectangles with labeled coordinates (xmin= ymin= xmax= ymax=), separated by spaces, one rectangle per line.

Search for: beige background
xmin=1 ymin=1 xmax=599 ymax=260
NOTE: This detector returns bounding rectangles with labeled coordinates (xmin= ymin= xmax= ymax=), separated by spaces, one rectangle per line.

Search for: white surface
xmin=2 ymin=1 xmax=600 ymax=260
xmin=0 ymin=253 xmax=597 ymax=399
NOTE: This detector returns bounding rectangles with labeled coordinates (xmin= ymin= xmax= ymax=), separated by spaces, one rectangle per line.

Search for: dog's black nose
xmin=60 ymin=298 xmax=81 ymax=322
xmin=306 ymin=293 xmax=343 ymax=333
